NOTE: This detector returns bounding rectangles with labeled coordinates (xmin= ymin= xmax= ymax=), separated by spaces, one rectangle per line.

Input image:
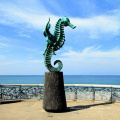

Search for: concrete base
xmin=43 ymin=72 xmax=67 ymax=112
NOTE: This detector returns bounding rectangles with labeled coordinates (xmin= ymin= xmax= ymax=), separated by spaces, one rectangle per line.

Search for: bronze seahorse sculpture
xmin=43 ymin=17 xmax=76 ymax=72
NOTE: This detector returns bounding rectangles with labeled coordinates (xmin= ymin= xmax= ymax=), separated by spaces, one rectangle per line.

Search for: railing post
xmin=19 ymin=85 xmax=22 ymax=100
xmin=0 ymin=85 xmax=2 ymax=100
xmin=92 ymin=86 xmax=95 ymax=101
xmin=111 ymin=87 xmax=112 ymax=103
xmin=75 ymin=87 xmax=77 ymax=100
xmin=37 ymin=85 xmax=39 ymax=100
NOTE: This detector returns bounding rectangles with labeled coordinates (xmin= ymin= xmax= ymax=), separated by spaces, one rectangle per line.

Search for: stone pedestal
xmin=43 ymin=72 xmax=67 ymax=111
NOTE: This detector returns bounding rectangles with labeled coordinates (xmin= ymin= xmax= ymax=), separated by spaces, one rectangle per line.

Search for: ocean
xmin=0 ymin=75 xmax=120 ymax=85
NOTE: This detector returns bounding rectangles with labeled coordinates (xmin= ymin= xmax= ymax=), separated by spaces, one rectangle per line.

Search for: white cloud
xmin=17 ymin=34 xmax=31 ymax=38
xmin=0 ymin=61 xmax=20 ymax=66
xmin=61 ymin=46 xmax=120 ymax=59
xmin=70 ymin=10 xmax=120 ymax=38
xmin=28 ymin=59 xmax=43 ymax=64
xmin=0 ymin=42 xmax=8 ymax=48
xmin=0 ymin=58 xmax=45 ymax=75
xmin=0 ymin=1 xmax=61 ymax=30
xmin=0 ymin=1 xmax=120 ymax=39
xmin=60 ymin=46 xmax=120 ymax=74
xmin=0 ymin=36 xmax=9 ymax=48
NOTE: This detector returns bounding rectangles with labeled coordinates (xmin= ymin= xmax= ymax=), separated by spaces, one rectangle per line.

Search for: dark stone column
xmin=43 ymin=72 xmax=67 ymax=112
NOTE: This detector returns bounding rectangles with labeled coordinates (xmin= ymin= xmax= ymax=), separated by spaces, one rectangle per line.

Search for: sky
xmin=0 ymin=0 xmax=120 ymax=75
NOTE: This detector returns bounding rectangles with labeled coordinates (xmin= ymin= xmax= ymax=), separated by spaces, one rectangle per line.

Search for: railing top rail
xmin=64 ymin=84 xmax=120 ymax=88
xmin=0 ymin=84 xmax=120 ymax=88
xmin=0 ymin=84 xmax=44 ymax=86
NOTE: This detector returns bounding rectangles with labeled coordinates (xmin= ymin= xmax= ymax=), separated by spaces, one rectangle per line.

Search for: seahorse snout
xmin=68 ymin=22 xmax=76 ymax=29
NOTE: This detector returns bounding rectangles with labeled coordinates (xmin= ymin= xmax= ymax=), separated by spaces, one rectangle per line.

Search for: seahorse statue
xmin=43 ymin=17 xmax=76 ymax=72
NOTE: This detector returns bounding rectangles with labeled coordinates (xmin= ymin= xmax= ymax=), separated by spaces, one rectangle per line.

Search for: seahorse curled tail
xmin=44 ymin=45 xmax=63 ymax=72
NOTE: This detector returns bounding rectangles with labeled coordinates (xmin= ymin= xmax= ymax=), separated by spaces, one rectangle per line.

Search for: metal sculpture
xmin=43 ymin=17 xmax=76 ymax=72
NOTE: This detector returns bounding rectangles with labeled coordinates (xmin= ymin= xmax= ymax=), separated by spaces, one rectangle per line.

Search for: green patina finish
xmin=43 ymin=17 xmax=76 ymax=72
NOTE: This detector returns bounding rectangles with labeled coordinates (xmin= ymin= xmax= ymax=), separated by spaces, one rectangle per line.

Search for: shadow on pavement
xmin=66 ymin=102 xmax=112 ymax=112
xmin=0 ymin=100 xmax=22 ymax=104
xmin=48 ymin=102 xmax=112 ymax=113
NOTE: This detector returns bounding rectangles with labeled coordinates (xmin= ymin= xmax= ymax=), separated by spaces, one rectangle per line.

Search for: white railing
xmin=0 ymin=84 xmax=120 ymax=102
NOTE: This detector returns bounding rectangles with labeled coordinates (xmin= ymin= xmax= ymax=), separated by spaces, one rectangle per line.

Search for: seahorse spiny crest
xmin=43 ymin=17 xmax=76 ymax=72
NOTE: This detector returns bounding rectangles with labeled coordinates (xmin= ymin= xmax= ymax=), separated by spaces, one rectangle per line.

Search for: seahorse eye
xmin=66 ymin=18 xmax=68 ymax=21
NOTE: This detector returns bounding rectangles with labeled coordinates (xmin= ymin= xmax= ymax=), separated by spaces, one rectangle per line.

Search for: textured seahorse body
xmin=43 ymin=17 xmax=76 ymax=72
xmin=53 ymin=19 xmax=65 ymax=51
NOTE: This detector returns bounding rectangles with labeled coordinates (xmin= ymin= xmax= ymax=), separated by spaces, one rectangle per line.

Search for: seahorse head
xmin=61 ymin=17 xmax=76 ymax=29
